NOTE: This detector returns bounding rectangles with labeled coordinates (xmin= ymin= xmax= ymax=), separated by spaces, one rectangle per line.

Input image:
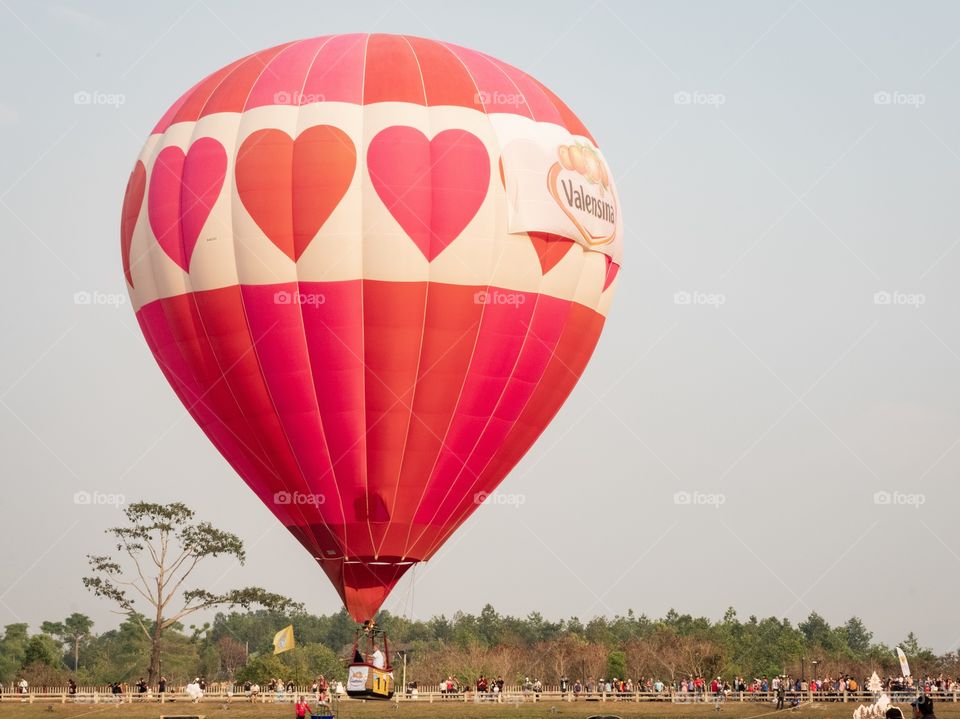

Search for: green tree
xmin=899 ymin=633 xmax=935 ymax=663
xmin=478 ymin=604 xmax=501 ymax=646
xmin=733 ymin=616 xmax=803 ymax=677
xmin=450 ymin=612 xmax=480 ymax=647
xmin=235 ymin=653 xmax=286 ymax=684
xmin=798 ymin=612 xmax=834 ymax=648
xmin=0 ymin=624 xmax=29 ymax=682
xmin=41 ymin=613 xmax=94 ymax=671
xmin=24 ymin=634 xmax=62 ymax=667
xmin=606 ymin=649 xmax=626 ymax=680
xmin=280 ymin=644 xmax=344 ymax=683
xmin=81 ymin=615 xmax=157 ymax=684
xmin=839 ymin=617 xmax=872 ymax=658
xmin=426 ymin=615 xmax=452 ymax=643
xmin=82 ymin=502 xmax=302 ymax=685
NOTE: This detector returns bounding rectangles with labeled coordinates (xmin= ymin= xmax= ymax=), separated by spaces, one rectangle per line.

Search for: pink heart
xmin=368 ymin=127 xmax=489 ymax=260
xmin=148 ymin=137 xmax=226 ymax=272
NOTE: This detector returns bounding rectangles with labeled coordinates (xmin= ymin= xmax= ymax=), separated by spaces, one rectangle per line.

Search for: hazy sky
xmin=1 ymin=0 xmax=959 ymax=654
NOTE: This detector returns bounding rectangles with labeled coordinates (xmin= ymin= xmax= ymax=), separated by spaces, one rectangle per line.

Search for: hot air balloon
xmin=121 ymin=34 xmax=622 ymax=634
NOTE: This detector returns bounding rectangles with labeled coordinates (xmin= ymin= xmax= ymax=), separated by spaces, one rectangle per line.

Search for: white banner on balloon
xmin=492 ymin=115 xmax=623 ymax=264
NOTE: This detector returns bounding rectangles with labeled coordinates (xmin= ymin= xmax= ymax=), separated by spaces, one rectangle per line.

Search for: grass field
xmin=0 ymin=700 xmax=954 ymax=719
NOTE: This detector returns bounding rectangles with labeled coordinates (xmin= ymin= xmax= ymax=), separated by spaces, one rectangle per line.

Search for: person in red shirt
xmin=295 ymin=696 xmax=311 ymax=719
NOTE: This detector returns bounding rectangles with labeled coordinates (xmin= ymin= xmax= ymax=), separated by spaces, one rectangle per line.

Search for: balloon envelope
xmin=122 ymin=34 xmax=621 ymax=620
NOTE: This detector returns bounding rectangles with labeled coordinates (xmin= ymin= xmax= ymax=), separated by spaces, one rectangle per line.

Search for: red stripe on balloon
xmin=245 ymin=37 xmax=329 ymax=110
xmin=168 ymin=57 xmax=247 ymax=127
xmin=406 ymin=35 xmax=483 ymax=109
xmin=413 ymin=300 xmax=605 ymax=560
xmin=200 ymin=42 xmax=294 ymax=117
xmin=363 ymin=34 xmax=425 ymax=106
xmin=301 ymin=34 xmax=367 ymax=105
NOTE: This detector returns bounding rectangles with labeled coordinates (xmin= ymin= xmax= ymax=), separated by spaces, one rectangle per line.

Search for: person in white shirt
xmin=370 ymin=646 xmax=385 ymax=669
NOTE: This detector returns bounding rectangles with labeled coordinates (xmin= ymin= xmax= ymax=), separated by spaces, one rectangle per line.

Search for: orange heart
xmin=120 ymin=161 xmax=146 ymax=287
xmin=236 ymin=125 xmax=356 ymax=261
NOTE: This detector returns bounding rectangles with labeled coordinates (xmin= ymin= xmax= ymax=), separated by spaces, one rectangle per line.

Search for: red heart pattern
xmin=528 ymin=231 xmax=576 ymax=274
xmin=368 ymin=127 xmax=489 ymax=261
xmin=148 ymin=137 xmax=226 ymax=272
xmin=236 ymin=125 xmax=356 ymax=261
xmin=603 ymin=255 xmax=620 ymax=291
xmin=120 ymin=161 xmax=146 ymax=287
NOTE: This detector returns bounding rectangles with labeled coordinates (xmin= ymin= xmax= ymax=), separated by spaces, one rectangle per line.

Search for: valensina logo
xmin=559 ymin=179 xmax=616 ymax=223
xmin=548 ymin=143 xmax=618 ymax=247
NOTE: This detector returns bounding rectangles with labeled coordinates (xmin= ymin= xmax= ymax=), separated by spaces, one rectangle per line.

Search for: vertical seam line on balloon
xmin=141 ymin=127 xmax=301 ymax=528
xmin=137 ymin=312 xmax=288 ymax=486
xmin=238 ymin=34 xmax=352 ymax=556
xmin=141 ymin=130 xmax=287 ymax=489
xmin=166 ymin=59 xmax=241 ymax=131
xmin=420 ymin=248 xmax=599 ymax=560
xmin=205 ymin=111 xmax=321 ymax=546
xmin=238 ymin=37 xmax=313 ymax=112
xmin=357 ymin=32 xmax=373 ymax=564
xmin=530 ymin=76 xmax=596 ymax=144
xmin=296 ymin=36 xmax=335 ymax=110
xmin=395 ymin=103 xmax=491 ymax=558
xmin=178 ymin=133 xmax=321 ymax=540
xmin=292 ymin=137 xmax=355 ymax=555
xmin=363 ymin=32 xmax=427 ymax=563
xmin=397 ymin=50 xmax=505 ymax=560
xmin=303 ymin=34 xmax=364 ymax=101
xmin=447 ymin=41 xmax=490 ymax=114
xmin=288 ymin=35 xmax=353 ymax=556
xmin=342 ymin=31 xmax=427 ymax=611
xmin=491 ymin=57 xmax=562 ymax=128
xmin=412 ymin=287 xmax=547 ymax=555
xmin=193 ymin=47 xmax=275 ymax=121
xmin=422 ymin=205 xmax=607 ymax=554
xmin=238 ymin=34 xmax=348 ymax=521
xmin=414 ymin=80 xmax=601 ymax=558
xmin=469 ymin=48 xmax=536 ymax=122
xmin=372 ymin=34 xmax=432 ymax=562
xmin=395 ymin=39 xmax=496 ymax=557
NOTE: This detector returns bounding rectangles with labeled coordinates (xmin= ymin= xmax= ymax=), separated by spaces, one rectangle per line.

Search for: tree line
xmin=2 ymin=502 xmax=951 ymax=689
xmin=0 ymin=604 xmax=951 ymax=689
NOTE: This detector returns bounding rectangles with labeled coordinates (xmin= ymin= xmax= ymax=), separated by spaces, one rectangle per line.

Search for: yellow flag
xmin=273 ymin=625 xmax=295 ymax=654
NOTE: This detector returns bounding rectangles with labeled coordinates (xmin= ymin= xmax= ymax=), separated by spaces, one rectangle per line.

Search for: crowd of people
xmin=453 ymin=673 xmax=960 ymax=701
xmin=0 ymin=674 xmax=344 ymax=704
xmin=5 ymin=671 xmax=960 ymax=705
xmin=238 ymin=676 xmax=341 ymax=703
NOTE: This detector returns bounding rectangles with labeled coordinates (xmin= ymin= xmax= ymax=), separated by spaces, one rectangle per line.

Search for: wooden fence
xmin=4 ymin=688 xmax=957 ymax=705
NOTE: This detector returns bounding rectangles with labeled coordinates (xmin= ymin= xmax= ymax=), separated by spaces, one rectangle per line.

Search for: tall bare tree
xmin=83 ymin=502 xmax=300 ymax=684
xmin=217 ymin=636 xmax=248 ymax=679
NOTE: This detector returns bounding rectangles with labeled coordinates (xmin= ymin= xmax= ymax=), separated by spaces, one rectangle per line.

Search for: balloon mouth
xmin=316 ymin=556 xmax=417 ymax=568
xmin=315 ymin=556 xmax=416 ymax=622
